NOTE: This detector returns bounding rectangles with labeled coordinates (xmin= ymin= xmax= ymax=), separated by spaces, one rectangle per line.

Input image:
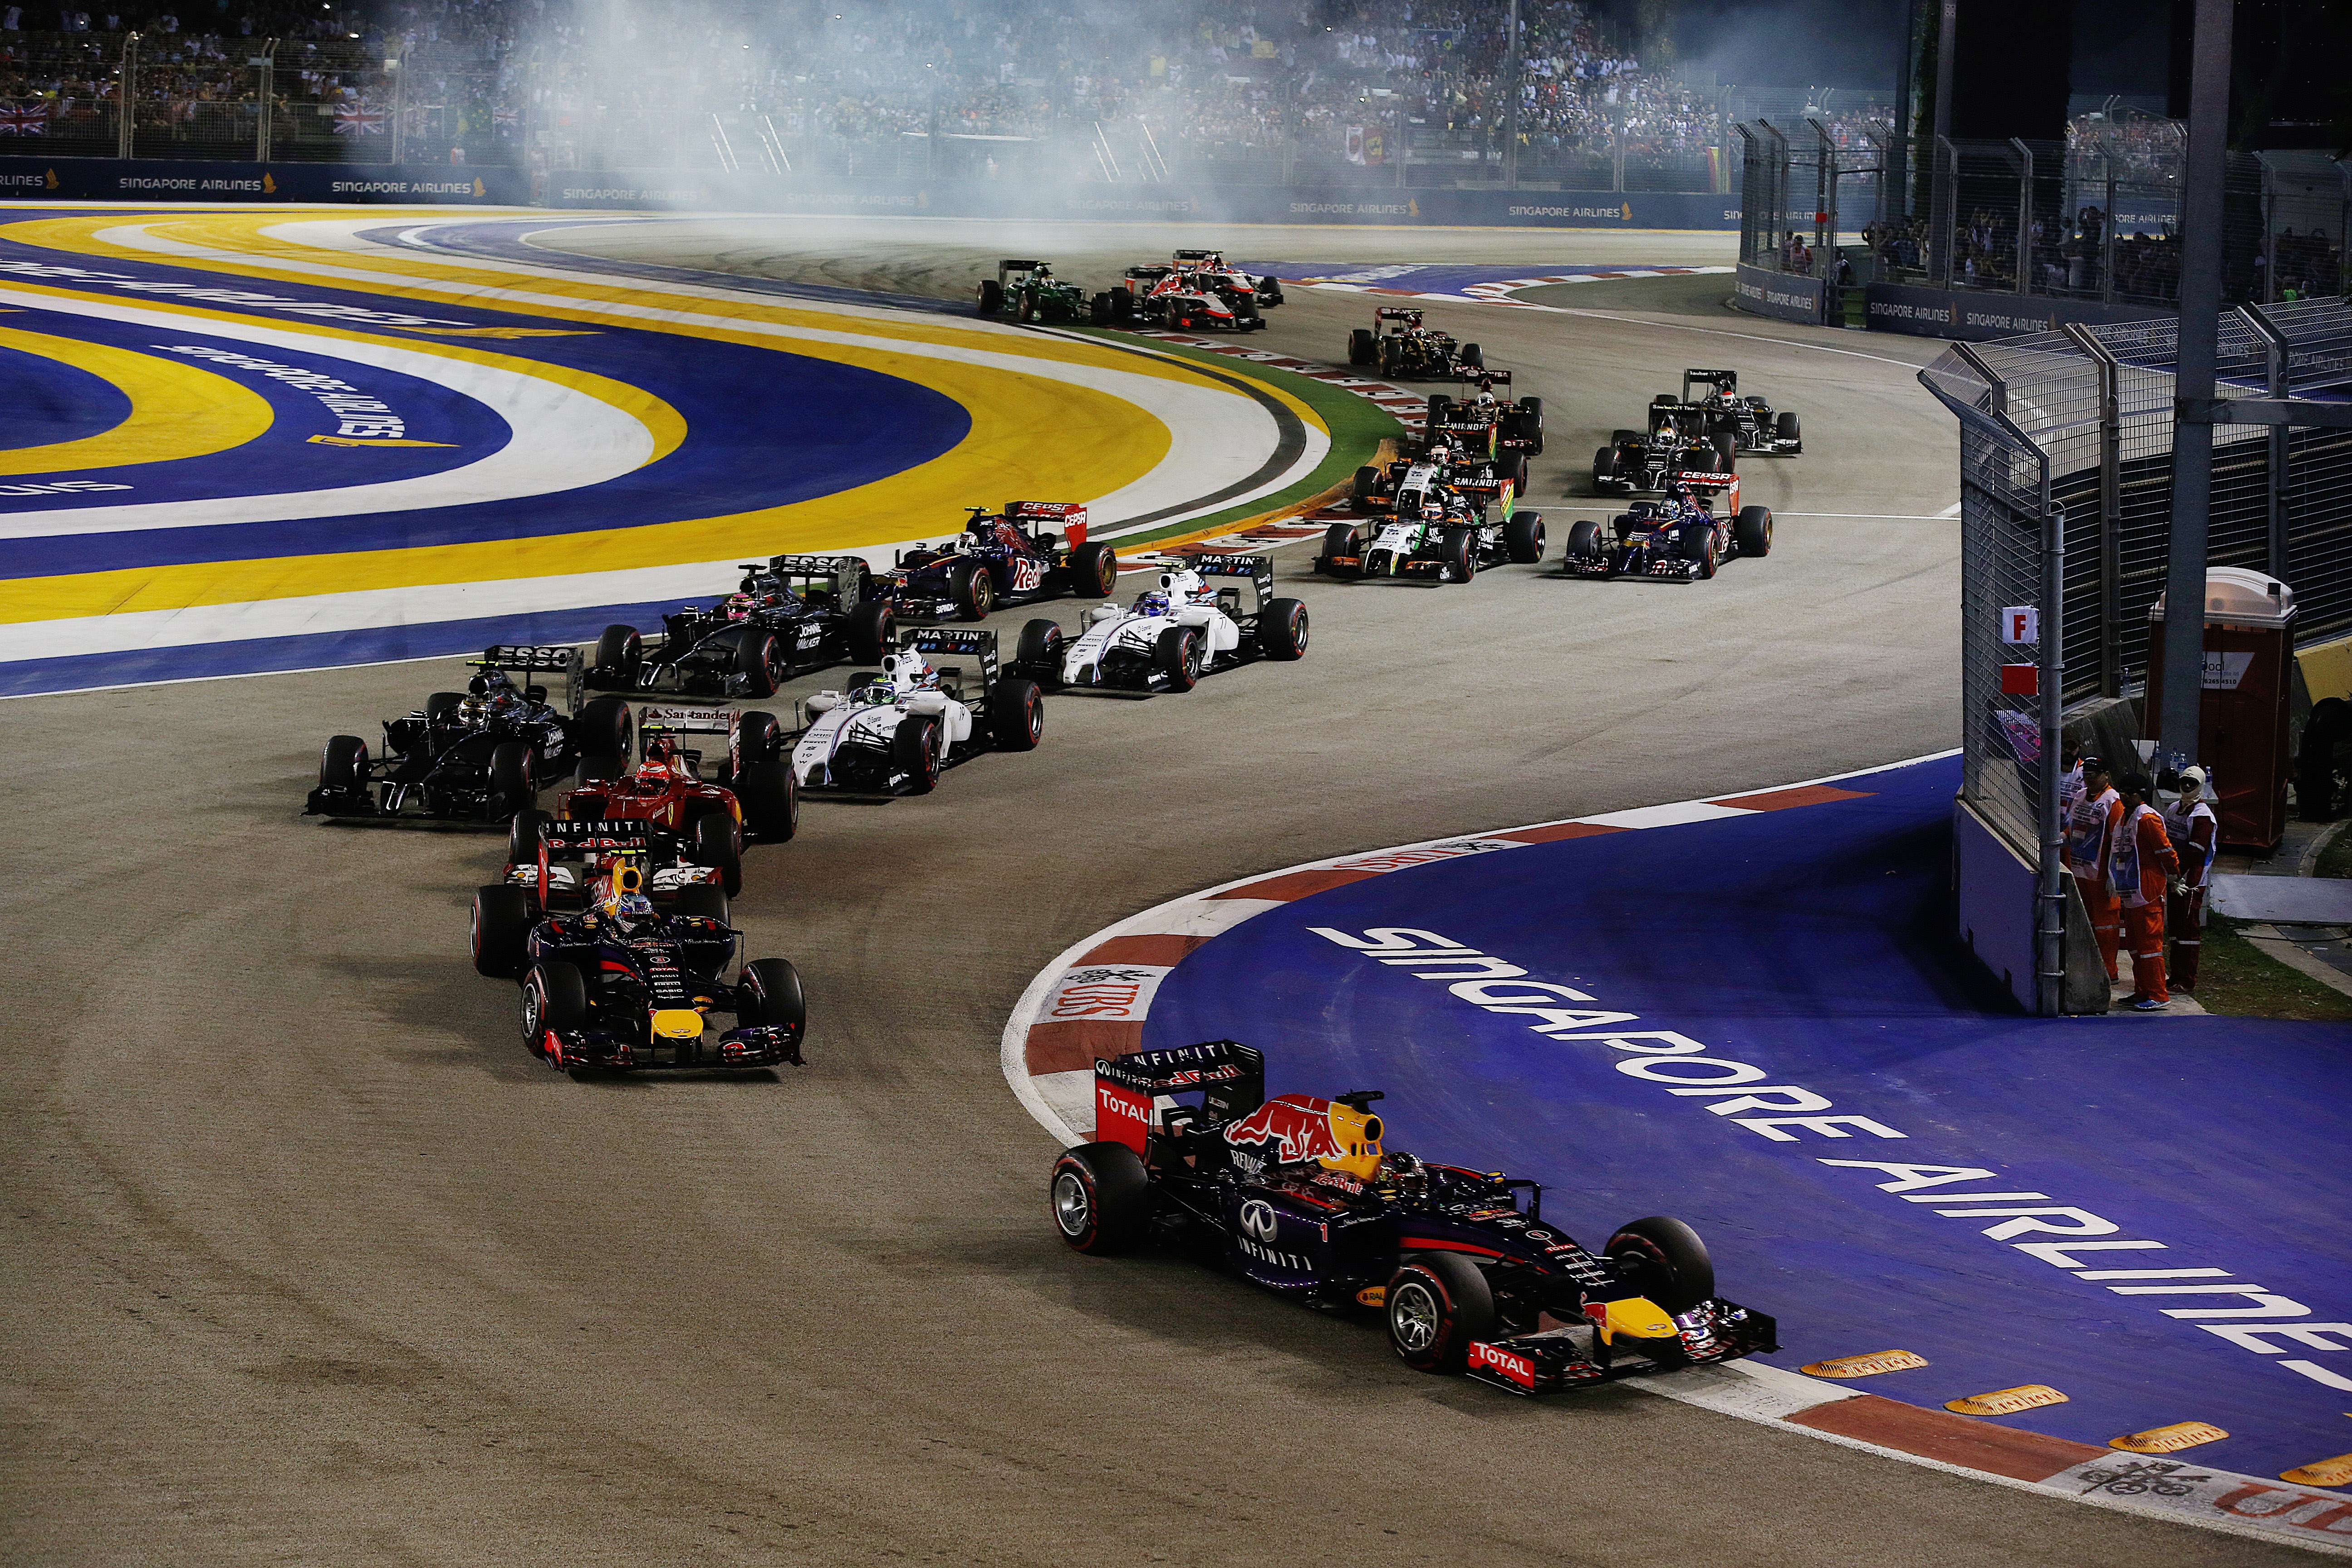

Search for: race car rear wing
xmin=1006 ymin=500 xmax=1088 ymax=546
xmin=1682 ymin=368 xmax=1740 ymax=401
xmin=1448 ymin=366 xmax=1514 ymax=388
xmin=536 ymin=818 xmax=667 ymax=853
xmin=1672 ymin=471 xmax=1743 ymax=510
xmin=1095 ymin=1040 xmax=1266 ymax=1153
xmin=761 ymin=553 xmax=868 ymax=612
xmin=1173 ymin=249 xmax=1225 ymax=265
xmin=1375 ymin=306 xmax=1425 ymax=327
xmin=899 ymin=626 xmax=1001 ymax=693
xmin=479 ymin=644 xmax=583 ymax=715
xmin=1186 ymin=552 xmax=1276 ymax=607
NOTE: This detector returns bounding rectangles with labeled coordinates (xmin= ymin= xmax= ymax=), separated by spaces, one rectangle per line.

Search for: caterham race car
xmin=306 ymin=646 xmax=634 ymax=823
xmin=1661 ymin=368 xmax=1803 ymax=457
xmin=974 ymin=259 xmax=1112 ymax=325
xmin=587 ymin=556 xmax=894 ymax=701
xmin=1010 ymin=554 xmax=1308 ymax=695
xmin=471 ymin=843 xmax=804 ymax=1079
xmin=1049 ymin=1042 xmax=1778 ymax=1393
xmin=1346 ymin=306 xmax=1484 ymax=382
xmin=1318 ymin=467 xmax=1544 ymax=583
xmin=786 ymin=627 xmax=1044 ymax=796
xmin=1561 ymin=474 xmax=1775 ymax=582
xmin=880 ymin=502 xmax=1120 ymax=622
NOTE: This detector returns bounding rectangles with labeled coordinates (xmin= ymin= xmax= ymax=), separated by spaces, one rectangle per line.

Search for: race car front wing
xmin=1464 ymin=1297 xmax=1778 ymax=1395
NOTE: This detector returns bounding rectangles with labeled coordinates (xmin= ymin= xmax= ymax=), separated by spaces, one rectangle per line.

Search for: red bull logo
xmin=1223 ymin=1094 xmax=1348 ymax=1164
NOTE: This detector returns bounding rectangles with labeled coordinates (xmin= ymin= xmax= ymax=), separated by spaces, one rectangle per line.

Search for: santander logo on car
xmin=1223 ymin=1094 xmax=1348 ymax=1164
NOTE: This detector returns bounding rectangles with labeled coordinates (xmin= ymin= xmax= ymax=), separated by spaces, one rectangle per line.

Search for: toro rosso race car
xmin=472 ymin=846 xmax=804 ymax=1079
xmin=1661 ymin=369 xmax=1802 ymax=456
xmin=1346 ymin=307 xmax=1484 ymax=382
xmin=588 ymin=556 xmax=894 ymax=701
xmin=1318 ymin=468 xmax=1544 ymax=583
xmin=1562 ymin=475 xmax=1774 ymax=581
xmin=1011 ymin=554 xmax=1307 ymax=694
xmin=787 ymin=628 xmax=1044 ymax=795
xmin=880 ymin=503 xmax=1119 ymax=622
xmin=1051 ymin=1042 xmax=1778 ymax=1393
xmin=307 ymin=647 xmax=634 ymax=823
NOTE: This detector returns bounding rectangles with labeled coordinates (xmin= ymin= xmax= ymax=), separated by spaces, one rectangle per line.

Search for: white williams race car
xmin=786 ymin=628 xmax=1043 ymax=795
xmin=1011 ymin=554 xmax=1307 ymax=695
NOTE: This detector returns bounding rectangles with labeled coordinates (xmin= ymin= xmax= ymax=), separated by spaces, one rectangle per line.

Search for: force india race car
xmin=787 ymin=628 xmax=1044 ymax=795
xmin=307 ymin=646 xmax=634 ymax=823
xmin=1562 ymin=474 xmax=1775 ymax=581
xmin=1050 ymin=1042 xmax=1778 ymax=1393
xmin=588 ymin=556 xmax=893 ymax=702
xmin=1660 ymin=368 xmax=1803 ymax=456
xmin=1318 ymin=468 xmax=1545 ymax=583
xmin=1346 ymin=306 xmax=1484 ymax=382
xmin=1105 ymin=264 xmax=1267 ymax=332
xmin=471 ymin=845 xmax=804 ymax=1079
xmin=973 ymin=259 xmax=1117 ymax=325
xmin=1011 ymin=554 xmax=1308 ymax=694
xmin=880 ymin=503 xmax=1119 ymax=622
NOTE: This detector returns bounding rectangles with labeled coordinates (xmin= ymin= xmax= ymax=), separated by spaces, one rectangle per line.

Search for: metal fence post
xmin=2241 ymin=304 xmax=2293 ymax=578
xmin=2013 ymin=137 xmax=2034 ymax=296
xmin=253 ymin=42 xmax=275 ymax=163
xmin=2064 ymin=322 xmax=2124 ymax=698
xmin=2102 ymin=163 xmax=2117 ymax=304
xmin=390 ymin=57 xmax=405 ymax=165
xmin=2039 ymin=478 xmax=2066 ymax=1018
xmin=117 ymin=31 xmax=138 ymax=159
xmin=1504 ymin=0 xmax=1521 ymax=191
xmin=1933 ymin=134 xmax=1956 ymax=287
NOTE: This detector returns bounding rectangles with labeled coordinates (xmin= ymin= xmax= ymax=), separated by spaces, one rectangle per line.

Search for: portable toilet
xmin=2146 ymin=568 xmax=2296 ymax=855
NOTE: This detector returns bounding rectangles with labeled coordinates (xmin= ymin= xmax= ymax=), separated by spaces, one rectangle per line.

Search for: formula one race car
xmin=1426 ymin=376 xmax=1544 ymax=458
xmin=973 ymin=259 xmax=1111 ymax=325
xmin=1317 ymin=469 xmax=1544 ymax=583
xmin=471 ymin=846 xmax=804 ymax=1078
xmin=1050 ymin=1042 xmax=1778 ymax=1393
xmin=1174 ymin=248 xmax=1283 ymax=308
xmin=1350 ymin=427 xmax=1529 ymax=516
xmin=1106 ymin=264 xmax=1267 ymax=332
xmin=1346 ymin=307 xmax=1484 ymax=382
xmin=1561 ymin=474 xmax=1774 ymax=581
xmin=1662 ymin=369 xmax=1802 ymax=456
xmin=306 ymin=647 xmax=635 ymax=823
xmin=1594 ymin=402 xmax=1736 ymax=495
xmin=588 ymin=555 xmax=894 ymax=702
xmin=786 ymin=627 xmax=1043 ymax=795
xmin=1012 ymin=554 xmax=1307 ymax=695
xmin=498 ymin=813 xmax=733 ymax=923
xmin=879 ymin=503 xmax=1120 ymax=622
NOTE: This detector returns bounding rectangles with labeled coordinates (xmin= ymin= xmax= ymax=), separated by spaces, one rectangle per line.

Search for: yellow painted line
xmin=0 ymin=325 xmax=274 ymax=476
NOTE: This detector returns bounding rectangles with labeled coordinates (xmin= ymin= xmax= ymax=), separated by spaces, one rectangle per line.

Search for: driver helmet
xmin=1420 ymin=500 xmax=1444 ymax=523
xmin=720 ymin=592 xmax=756 ymax=620
xmin=603 ymin=890 xmax=655 ymax=933
xmin=1138 ymin=589 xmax=1173 ymax=617
xmin=468 ymin=667 xmax=513 ymax=699
xmin=853 ymin=680 xmax=899 ymax=706
xmin=642 ymin=734 xmax=681 ymax=771
xmin=1665 ymin=481 xmax=1694 ymax=509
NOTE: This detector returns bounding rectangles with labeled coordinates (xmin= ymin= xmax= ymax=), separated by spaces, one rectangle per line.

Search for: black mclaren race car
xmin=471 ymin=841 xmax=804 ymax=1079
xmin=1563 ymin=475 xmax=1775 ymax=581
xmin=1594 ymin=401 xmax=1736 ymax=495
xmin=1318 ymin=466 xmax=1544 ymax=583
xmin=1426 ymin=376 xmax=1544 ymax=459
xmin=588 ymin=555 xmax=893 ymax=702
xmin=306 ymin=646 xmax=634 ymax=822
xmin=1663 ymin=368 xmax=1803 ymax=457
xmin=1346 ymin=307 xmax=1484 ymax=381
xmin=879 ymin=502 xmax=1118 ymax=621
xmin=1051 ymin=1043 xmax=1777 ymax=1393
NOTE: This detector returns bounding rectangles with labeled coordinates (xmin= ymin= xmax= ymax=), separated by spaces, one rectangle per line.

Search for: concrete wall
xmin=1954 ymin=797 xmax=2040 ymax=1013
xmin=1732 ymin=263 xmax=1825 ymax=324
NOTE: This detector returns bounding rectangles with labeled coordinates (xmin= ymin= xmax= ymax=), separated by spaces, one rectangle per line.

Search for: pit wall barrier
xmin=1732 ymin=263 xmax=1824 ymax=324
xmin=1953 ymin=798 xmax=2039 ymax=1014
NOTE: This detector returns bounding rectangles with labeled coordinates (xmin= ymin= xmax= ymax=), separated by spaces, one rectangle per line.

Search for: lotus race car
xmin=787 ymin=627 xmax=1044 ymax=795
xmin=880 ymin=503 xmax=1119 ymax=622
xmin=974 ymin=259 xmax=1113 ymax=325
xmin=1346 ymin=307 xmax=1484 ymax=381
xmin=472 ymin=845 xmax=804 ymax=1079
xmin=1318 ymin=469 xmax=1544 ymax=583
xmin=1011 ymin=554 xmax=1307 ymax=694
xmin=1051 ymin=1042 xmax=1778 ymax=1393
xmin=1662 ymin=369 xmax=1802 ymax=456
xmin=1562 ymin=473 xmax=1774 ymax=581
xmin=1426 ymin=377 xmax=1544 ymax=458
xmin=588 ymin=556 xmax=894 ymax=702
xmin=307 ymin=646 xmax=634 ymax=823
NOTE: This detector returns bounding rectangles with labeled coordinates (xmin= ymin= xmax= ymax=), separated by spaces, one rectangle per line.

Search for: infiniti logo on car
xmin=1240 ymin=1199 xmax=1278 ymax=1240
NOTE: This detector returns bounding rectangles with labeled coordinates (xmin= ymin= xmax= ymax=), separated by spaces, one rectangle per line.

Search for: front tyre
xmin=593 ymin=624 xmax=641 ymax=681
xmin=674 ymin=884 xmax=730 ymax=924
xmin=892 ymin=715 xmax=941 ymax=794
xmin=1155 ymin=625 xmax=1202 ymax=691
xmin=989 ymin=676 xmax=1045 ymax=751
xmin=1439 ymin=526 xmax=1477 ymax=584
xmin=1386 ymin=1252 xmax=1496 ymax=1374
xmin=736 ymin=630 xmax=784 ymax=698
xmin=488 ymin=740 xmax=537 ymax=815
xmin=737 ymin=956 xmax=807 ymax=1041
xmin=1504 ymin=513 xmax=1546 ymax=564
xmin=949 ymin=559 xmax=994 ymax=621
xmin=506 ymin=806 xmax=554 ymax=870
xmin=1049 ymin=1142 xmax=1152 ymax=1253
xmin=1318 ymin=521 xmax=1361 ymax=576
xmin=523 ymin=959 xmax=589 ymax=1052
xmin=1606 ymin=1215 xmax=1716 ymax=1313
xmin=471 ymin=884 xmax=533 ymax=978
xmin=319 ymin=734 xmax=368 ymax=793
xmin=1015 ymin=618 xmax=1066 ymax=687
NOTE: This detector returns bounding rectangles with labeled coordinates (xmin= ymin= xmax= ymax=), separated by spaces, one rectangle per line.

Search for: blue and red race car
xmin=879 ymin=502 xmax=1120 ymax=621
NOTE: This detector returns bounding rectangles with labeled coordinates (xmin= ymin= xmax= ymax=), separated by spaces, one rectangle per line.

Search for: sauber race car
xmin=307 ymin=647 xmax=634 ymax=823
xmin=786 ymin=628 xmax=1044 ymax=796
xmin=588 ymin=555 xmax=894 ymax=701
xmin=1594 ymin=399 xmax=1737 ymax=495
xmin=1346 ymin=307 xmax=1484 ymax=382
xmin=471 ymin=847 xmax=804 ymax=1079
xmin=880 ymin=503 xmax=1119 ymax=622
xmin=1426 ymin=376 xmax=1544 ymax=459
xmin=1011 ymin=554 xmax=1307 ymax=695
xmin=1051 ymin=1042 xmax=1778 ymax=1392
xmin=1318 ymin=469 xmax=1544 ymax=583
xmin=1660 ymin=368 xmax=1802 ymax=457
xmin=973 ymin=259 xmax=1115 ymax=325
xmin=1561 ymin=475 xmax=1774 ymax=582
xmin=1106 ymin=264 xmax=1267 ymax=332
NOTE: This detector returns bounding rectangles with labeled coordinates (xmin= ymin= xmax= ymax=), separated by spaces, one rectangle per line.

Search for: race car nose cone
xmin=651 ymin=1008 xmax=704 ymax=1042
xmin=1597 ymin=1297 xmax=1680 ymax=1342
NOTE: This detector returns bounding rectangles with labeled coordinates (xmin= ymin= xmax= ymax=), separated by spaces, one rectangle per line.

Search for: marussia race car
xmin=1011 ymin=554 xmax=1308 ymax=694
xmin=1561 ymin=473 xmax=1774 ymax=581
xmin=1171 ymin=249 xmax=1284 ymax=308
xmin=1346 ymin=307 xmax=1484 ymax=382
xmin=471 ymin=845 xmax=804 ymax=1079
xmin=1593 ymin=402 xmax=1737 ymax=496
xmin=786 ymin=627 xmax=1044 ymax=795
xmin=880 ymin=502 xmax=1119 ymax=622
xmin=588 ymin=555 xmax=894 ymax=702
xmin=1050 ymin=1042 xmax=1778 ymax=1393
xmin=307 ymin=646 xmax=634 ymax=823
xmin=973 ymin=259 xmax=1116 ymax=325
xmin=1104 ymin=264 xmax=1267 ymax=332
xmin=1661 ymin=368 xmax=1803 ymax=457
xmin=1425 ymin=375 xmax=1544 ymax=459
xmin=1317 ymin=468 xmax=1545 ymax=583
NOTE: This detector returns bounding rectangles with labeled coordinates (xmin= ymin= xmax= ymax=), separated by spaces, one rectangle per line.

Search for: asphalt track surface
xmin=7 ymin=218 xmax=2319 ymax=1565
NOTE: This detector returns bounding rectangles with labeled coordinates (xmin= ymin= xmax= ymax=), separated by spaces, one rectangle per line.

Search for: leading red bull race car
xmin=1049 ymin=1042 xmax=1776 ymax=1394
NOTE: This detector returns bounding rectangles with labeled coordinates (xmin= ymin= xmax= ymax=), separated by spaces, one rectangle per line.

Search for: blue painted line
xmin=0 ymin=338 xmax=134 ymax=452
xmin=1243 ymin=261 xmax=1715 ymax=297
xmin=1141 ymin=755 xmax=2352 ymax=1479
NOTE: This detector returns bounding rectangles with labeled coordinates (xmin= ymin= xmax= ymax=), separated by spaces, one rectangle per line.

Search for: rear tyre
xmin=892 ymin=716 xmax=941 ymax=794
xmin=1735 ymin=505 xmax=1774 ymax=558
xmin=1090 ymin=291 xmax=1115 ymax=325
xmin=738 ymin=957 xmax=806 ymax=1037
xmin=319 ymin=734 xmax=368 ymax=792
xmin=1592 ymin=446 xmax=1617 ymax=486
xmin=1068 ymin=541 xmax=1117 ymax=598
xmin=734 ymin=710 xmax=783 ymax=775
xmin=1428 ymin=392 xmax=1452 ymax=426
xmin=1386 ymin=1251 xmax=1495 ymax=1374
xmin=593 ymin=624 xmax=641 ymax=680
xmin=1016 ymin=618 xmax=1067 ymax=687
xmin=848 ymin=599 xmax=894 ymax=665
xmin=691 ymin=808 xmax=743 ymax=896
xmin=1714 ymin=432 xmax=1738 ymax=472
xmin=506 ymin=806 xmax=553 ymax=869
xmin=471 ymin=884 xmax=533 ymax=978
xmin=976 ymin=278 xmax=1003 ymax=316
xmin=576 ymin=752 xmax=625 ymax=784
xmin=675 ymin=884 xmax=730 ymax=925
xmin=1348 ymin=328 xmax=1375 ymax=366
xmin=1607 ymin=1215 xmax=1716 ymax=1313
xmin=1257 ymin=598 xmax=1308 ymax=660
xmin=1155 ymin=625 xmax=1202 ymax=691
xmin=1461 ymin=342 xmax=1483 ymax=367
xmin=1049 ymin=1142 xmax=1152 ymax=1253
xmin=735 ymin=758 xmax=799 ymax=841
xmin=1504 ymin=513 xmax=1545 ymax=564
xmin=736 ymin=630 xmax=784 ymax=698
xmin=1319 ymin=521 xmax=1361 ymax=575
xmin=489 ymin=740 xmax=536 ymax=813
xmin=425 ymin=691 xmax=465 ymax=726
xmin=989 ymin=677 xmax=1045 ymax=751
xmin=577 ymin=695 xmax=634 ymax=763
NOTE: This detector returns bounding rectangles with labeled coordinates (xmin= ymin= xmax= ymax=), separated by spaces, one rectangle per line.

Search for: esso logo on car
xmin=1470 ymin=1341 xmax=1535 ymax=1387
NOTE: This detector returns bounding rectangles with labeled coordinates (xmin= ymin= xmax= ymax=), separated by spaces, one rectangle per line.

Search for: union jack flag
xmin=491 ymin=106 xmax=517 ymax=127
xmin=333 ymin=104 xmax=385 ymax=136
xmin=0 ymin=102 xmax=51 ymax=135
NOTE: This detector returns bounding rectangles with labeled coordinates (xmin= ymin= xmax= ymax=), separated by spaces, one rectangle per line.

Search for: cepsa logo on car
xmin=1222 ymin=1096 xmax=1346 ymax=1164
xmin=1470 ymin=1341 xmax=1536 ymax=1388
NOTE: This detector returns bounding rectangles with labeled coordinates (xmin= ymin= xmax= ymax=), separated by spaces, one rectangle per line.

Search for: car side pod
xmin=1462 ymin=1297 xmax=1781 ymax=1396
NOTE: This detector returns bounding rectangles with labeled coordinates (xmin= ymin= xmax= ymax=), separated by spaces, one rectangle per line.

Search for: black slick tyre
xmin=1735 ymin=505 xmax=1774 ymax=558
xmin=1016 ymin=618 xmax=1065 ymax=686
xmin=989 ymin=677 xmax=1045 ymax=751
xmin=736 ymin=758 xmax=798 ymax=841
xmin=489 ymin=740 xmax=536 ymax=813
xmin=593 ymin=624 xmax=641 ymax=681
xmin=1155 ymin=625 xmax=1202 ymax=691
xmin=523 ymin=959 xmax=588 ymax=1049
xmin=1776 ymin=409 xmax=1801 ymax=449
xmin=892 ymin=715 xmax=940 ymax=794
xmin=675 ymin=884 xmax=730 ymax=924
xmin=1461 ymin=342 xmax=1483 ymax=367
xmin=1440 ymin=526 xmax=1476 ymax=584
xmin=1068 ymin=541 xmax=1117 ymax=598
xmin=471 ymin=884 xmax=533 ymax=978
xmin=1386 ymin=1252 xmax=1495 ymax=1373
xmin=1714 ymin=432 xmax=1738 ymax=472
xmin=320 ymin=734 xmax=368 ymax=792
xmin=1352 ymin=465 xmax=1380 ymax=505
xmin=737 ymin=956 xmax=806 ymax=1038
xmin=1319 ymin=521 xmax=1360 ymax=576
xmin=949 ymin=559 xmax=994 ymax=621
xmin=1592 ymin=446 xmax=1617 ymax=487
xmin=578 ymin=695 xmax=634 ymax=762
xmin=507 ymin=806 xmax=554 ymax=870
xmin=1606 ymin=1215 xmax=1716 ymax=1313
xmin=1565 ymin=519 xmax=1604 ymax=561
xmin=1049 ymin=1142 xmax=1152 ymax=1253
xmin=734 ymin=710 xmax=783 ymax=775
xmin=976 ymin=278 xmax=1002 ymax=316
xmin=1257 ymin=597 xmax=1308 ymax=659
xmin=1504 ymin=513 xmax=1545 ymax=564
xmin=1348 ymin=328 xmax=1375 ymax=366
xmin=425 ymin=691 xmax=464 ymax=726
xmin=1090 ymin=291 xmax=1114 ymax=325
xmin=736 ymin=630 xmax=784 ymax=698
xmin=691 ymin=809 xmax=743 ymax=895
xmin=848 ymin=599 xmax=894 ymax=665
xmin=575 ymin=751 xmax=624 ymax=784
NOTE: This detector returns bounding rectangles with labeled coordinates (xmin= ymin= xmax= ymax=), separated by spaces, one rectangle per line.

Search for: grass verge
xmin=2190 ymin=915 xmax=2352 ymax=1022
